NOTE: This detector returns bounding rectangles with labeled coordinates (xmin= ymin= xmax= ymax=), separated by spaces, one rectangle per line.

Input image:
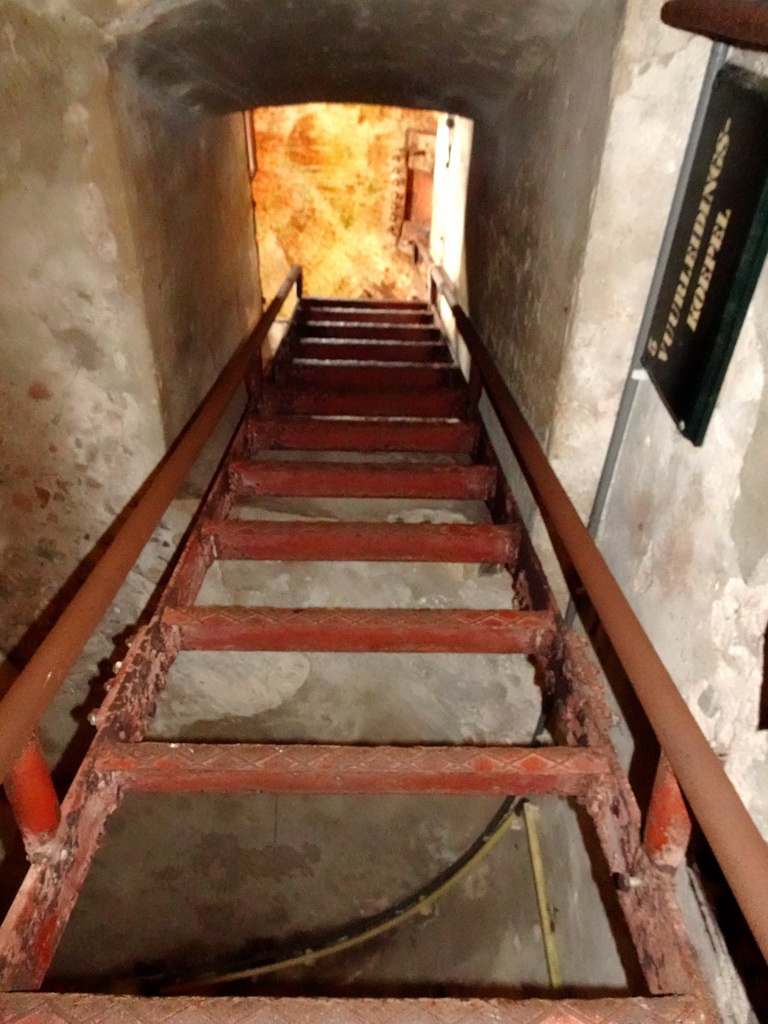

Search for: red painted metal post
xmin=0 ymin=766 xmax=123 ymax=990
xmin=643 ymin=754 xmax=692 ymax=870
xmin=4 ymin=735 xmax=60 ymax=856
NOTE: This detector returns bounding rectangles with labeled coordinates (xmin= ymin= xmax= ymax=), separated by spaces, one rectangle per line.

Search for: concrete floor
xmin=44 ymin=481 xmax=639 ymax=995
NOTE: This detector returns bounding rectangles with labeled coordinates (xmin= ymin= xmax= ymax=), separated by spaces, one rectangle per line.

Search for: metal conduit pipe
xmin=430 ymin=263 xmax=768 ymax=965
xmin=0 ymin=267 xmax=302 ymax=785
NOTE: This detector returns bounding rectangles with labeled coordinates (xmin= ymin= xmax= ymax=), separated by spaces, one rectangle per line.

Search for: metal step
xmin=286 ymin=361 xmax=463 ymax=391
xmin=300 ymin=309 xmax=434 ymax=325
xmin=96 ymin=741 xmax=608 ymax=797
xmin=0 ymin=277 xmax=716 ymax=1018
xmin=203 ymin=520 xmax=515 ymax=563
xmin=303 ymin=298 xmax=428 ymax=310
xmin=298 ymin=341 xmax=451 ymax=362
xmin=229 ymin=459 xmax=497 ymax=499
xmin=247 ymin=417 xmax=479 ymax=454
xmin=301 ymin=323 xmax=442 ymax=341
xmin=263 ymin=387 xmax=468 ymax=418
xmin=0 ymin=994 xmax=704 ymax=1023
xmin=163 ymin=606 xmax=556 ymax=654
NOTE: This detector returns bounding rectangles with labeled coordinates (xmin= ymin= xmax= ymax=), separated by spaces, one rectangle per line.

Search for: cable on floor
xmin=151 ymin=795 xmax=524 ymax=994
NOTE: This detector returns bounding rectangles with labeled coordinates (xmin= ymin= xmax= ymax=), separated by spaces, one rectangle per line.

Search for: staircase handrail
xmin=429 ymin=261 xmax=768 ymax=964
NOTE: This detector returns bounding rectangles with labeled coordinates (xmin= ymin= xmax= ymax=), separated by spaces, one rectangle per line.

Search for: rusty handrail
xmin=429 ymin=263 xmax=768 ymax=963
xmin=0 ymin=266 xmax=302 ymax=785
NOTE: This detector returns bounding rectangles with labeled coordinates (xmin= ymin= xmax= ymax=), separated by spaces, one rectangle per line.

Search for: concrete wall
xmin=117 ymin=0 xmax=594 ymax=119
xmin=111 ymin=62 xmax=260 ymax=441
xmin=532 ymin=9 xmax=767 ymax=1016
xmin=545 ymin=2 xmax=768 ymax=844
xmin=0 ymin=0 xmax=259 ymax=680
xmin=464 ymin=0 xmax=625 ymax=442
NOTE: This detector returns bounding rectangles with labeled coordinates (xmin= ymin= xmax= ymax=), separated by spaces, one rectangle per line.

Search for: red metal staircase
xmin=0 ymin=288 xmax=719 ymax=1020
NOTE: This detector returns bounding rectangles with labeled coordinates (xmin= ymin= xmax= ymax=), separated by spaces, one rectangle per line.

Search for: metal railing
xmin=428 ymin=261 xmax=768 ymax=966
xmin=0 ymin=267 xmax=302 ymax=845
xmin=1 ymin=255 xmax=766 ymax=968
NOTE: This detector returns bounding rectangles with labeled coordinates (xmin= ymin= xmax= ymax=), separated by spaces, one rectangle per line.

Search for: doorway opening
xmin=243 ymin=103 xmax=472 ymax=305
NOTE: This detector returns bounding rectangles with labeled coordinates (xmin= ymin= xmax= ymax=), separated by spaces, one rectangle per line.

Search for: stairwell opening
xmin=1 ymin=0 xmax=689 ymax=1009
xmin=245 ymin=103 xmax=445 ymax=303
xmin=38 ymin=80 xmax=645 ymax=991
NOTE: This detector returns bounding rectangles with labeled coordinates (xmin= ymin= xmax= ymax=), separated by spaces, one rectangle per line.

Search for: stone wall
xmin=111 ymin=62 xmax=260 ymax=441
xmin=0 ymin=0 xmax=259 ymax=678
xmin=545 ymin=1 xmax=768 ymax=844
xmin=534 ymin=8 xmax=767 ymax=1015
xmin=464 ymin=0 xmax=625 ymax=442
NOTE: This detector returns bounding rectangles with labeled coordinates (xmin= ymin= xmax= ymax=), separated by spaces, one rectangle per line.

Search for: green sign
xmin=642 ymin=64 xmax=768 ymax=445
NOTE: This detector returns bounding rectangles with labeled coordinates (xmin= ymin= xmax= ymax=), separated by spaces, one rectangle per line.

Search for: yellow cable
xmin=163 ymin=800 xmax=523 ymax=994
xmin=522 ymin=801 xmax=562 ymax=988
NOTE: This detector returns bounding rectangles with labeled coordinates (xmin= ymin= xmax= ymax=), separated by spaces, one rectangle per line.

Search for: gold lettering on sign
xmin=647 ymin=118 xmax=732 ymax=362
xmin=686 ymin=209 xmax=732 ymax=331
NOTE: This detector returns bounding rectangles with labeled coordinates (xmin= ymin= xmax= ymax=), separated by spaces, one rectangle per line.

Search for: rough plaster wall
xmin=525 ymin=9 xmax=713 ymax=611
xmin=547 ymin=7 xmax=711 ymax=521
xmin=0 ymin=0 xmax=165 ymax=665
xmin=543 ymin=0 xmax=768 ymax=854
xmin=464 ymin=0 xmax=625 ymax=442
xmin=0 ymin=0 xmax=259 ymax=693
xmin=599 ymin=251 xmax=768 ymax=837
xmin=111 ymin=63 xmax=260 ymax=442
xmin=595 ymin=268 xmax=768 ymax=1021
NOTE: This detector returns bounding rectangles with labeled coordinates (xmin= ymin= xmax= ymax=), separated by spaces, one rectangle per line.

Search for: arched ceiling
xmin=110 ymin=0 xmax=624 ymax=442
xmin=114 ymin=0 xmax=595 ymax=121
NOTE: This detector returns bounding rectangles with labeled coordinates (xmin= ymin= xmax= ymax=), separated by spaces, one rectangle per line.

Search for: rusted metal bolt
xmin=29 ymin=847 xmax=53 ymax=866
xmin=87 ymin=711 xmax=99 ymax=727
xmin=612 ymin=872 xmax=643 ymax=892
